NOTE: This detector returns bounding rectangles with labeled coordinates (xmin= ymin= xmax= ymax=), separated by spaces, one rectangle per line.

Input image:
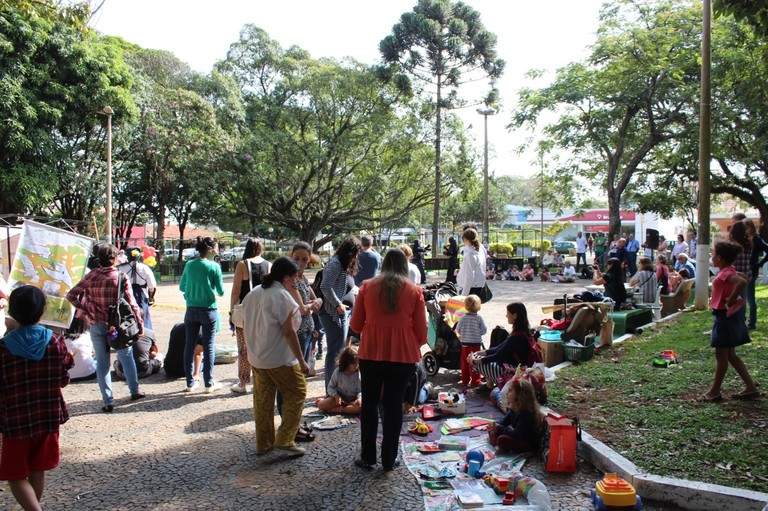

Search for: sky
xmin=90 ymin=0 xmax=607 ymax=178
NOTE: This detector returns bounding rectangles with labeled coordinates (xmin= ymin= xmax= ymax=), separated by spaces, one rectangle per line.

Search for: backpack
xmin=490 ymin=325 xmax=509 ymax=348
xmin=526 ymin=332 xmax=544 ymax=367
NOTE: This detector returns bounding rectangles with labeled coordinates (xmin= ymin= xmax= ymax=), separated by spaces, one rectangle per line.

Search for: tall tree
xmin=714 ymin=0 xmax=768 ymax=37
xmin=511 ymin=0 xmax=701 ymax=237
xmin=217 ymin=27 xmax=441 ymax=249
xmin=379 ymin=0 xmax=504 ymax=251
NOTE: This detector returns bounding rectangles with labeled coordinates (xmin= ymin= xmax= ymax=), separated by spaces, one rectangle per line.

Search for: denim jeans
xmin=184 ymin=307 xmax=217 ymax=387
xmin=318 ymin=310 xmax=350 ymax=390
xmin=298 ymin=330 xmax=313 ymax=364
xmin=746 ymin=276 xmax=757 ymax=328
xmin=90 ymin=323 xmax=139 ymax=405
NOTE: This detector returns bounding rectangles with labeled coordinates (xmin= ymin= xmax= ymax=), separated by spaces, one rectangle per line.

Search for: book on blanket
xmin=454 ymin=490 xmax=484 ymax=508
xmin=438 ymin=435 xmax=469 ymax=450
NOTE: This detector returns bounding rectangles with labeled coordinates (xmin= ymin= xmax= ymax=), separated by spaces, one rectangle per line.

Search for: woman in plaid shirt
xmin=0 ymin=286 xmax=73 ymax=511
xmin=66 ymin=244 xmax=144 ymax=412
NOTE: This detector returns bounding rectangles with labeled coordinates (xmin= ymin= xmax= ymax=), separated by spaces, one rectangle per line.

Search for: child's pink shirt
xmin=710 ymin=265 xmax=736 ymax=310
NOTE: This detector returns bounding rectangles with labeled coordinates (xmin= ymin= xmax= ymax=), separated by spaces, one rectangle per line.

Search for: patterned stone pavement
xmin=0 ymin=273 xmax=679 ymax=510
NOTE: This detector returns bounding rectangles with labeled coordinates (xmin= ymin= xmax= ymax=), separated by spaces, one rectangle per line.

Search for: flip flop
xmin=698 ymin=392 xmax=723 ymax=402
xmin=294 ymin=427 xmax=316 ymax=442
xmin=733 ymin=390 xmax=760 ymax=400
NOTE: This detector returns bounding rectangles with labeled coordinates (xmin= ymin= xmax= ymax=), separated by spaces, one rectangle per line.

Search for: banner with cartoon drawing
xmin=8 ymin=221 xmax=93 ymax=328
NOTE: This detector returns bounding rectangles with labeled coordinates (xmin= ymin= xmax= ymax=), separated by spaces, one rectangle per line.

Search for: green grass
xmin=548 ymin=286 xmax=768 ymax=492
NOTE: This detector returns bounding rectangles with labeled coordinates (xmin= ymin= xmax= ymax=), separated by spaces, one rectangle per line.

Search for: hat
xmin=8 ymin=285 xmax=47 ymax=326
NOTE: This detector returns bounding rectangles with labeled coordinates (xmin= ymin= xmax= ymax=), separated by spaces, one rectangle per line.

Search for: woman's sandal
xmin=294 ymin=427 xmax=315 ymax=442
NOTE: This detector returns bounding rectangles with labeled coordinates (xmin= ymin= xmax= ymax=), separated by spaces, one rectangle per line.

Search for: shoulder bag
xmin=107 ymin=272 xmax=141 ymax=350
xmin=231 ymin=260 xmax=252 ymax=329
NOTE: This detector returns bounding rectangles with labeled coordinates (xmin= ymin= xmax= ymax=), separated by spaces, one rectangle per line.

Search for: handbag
xmin=107 ymin=272 xmax=141 ymax=350
xmin=469 ymin=283 xmax=493 ymax=304
xmin=231 ymin=260 xmax=252 ymax=329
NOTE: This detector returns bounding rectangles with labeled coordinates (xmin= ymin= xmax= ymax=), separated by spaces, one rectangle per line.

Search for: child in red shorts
xmin=455 ymin=295 xmax=487 ymax=387
xmin=0 ymin=286 xmax=73 ymax=511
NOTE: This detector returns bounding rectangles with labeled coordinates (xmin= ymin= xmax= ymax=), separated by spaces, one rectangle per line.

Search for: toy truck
xmin=591 ymin=473 xmax=642 ymax=510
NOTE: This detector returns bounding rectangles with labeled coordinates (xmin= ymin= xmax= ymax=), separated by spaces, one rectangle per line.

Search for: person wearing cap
xmin=0 ymin=285 xmax=73 ymax=511
xmin=674 ymin=253 xmax=696 ymax=279
xmin=66 ymin=244 xmax=145 ymax=412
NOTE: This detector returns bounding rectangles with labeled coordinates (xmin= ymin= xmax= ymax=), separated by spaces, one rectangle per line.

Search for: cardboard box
xmin=538 ymin=339 xmax=564 ymax=367
xmin=437 ymin=391 xmax=466 ymax=415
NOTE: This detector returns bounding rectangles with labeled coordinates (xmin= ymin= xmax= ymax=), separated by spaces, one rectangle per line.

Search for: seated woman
xmin=656 ymin=254 xmax=671 ymax=294
xmin=467 ymin=302 xmax=535 ymax=389
xmin=593 ymin=257 xmax=627 ymax=310
xmin=487 ymin=378 xmax=544 ymax=454
xmin=629 ymin=257 xmax=659 ymax=303
xmin=668 ymin=268 xmax=690 ymax=293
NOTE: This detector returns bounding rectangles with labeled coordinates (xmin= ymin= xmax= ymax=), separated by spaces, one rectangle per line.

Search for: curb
xmin=553 ymin=311 xmax=768 ymax=510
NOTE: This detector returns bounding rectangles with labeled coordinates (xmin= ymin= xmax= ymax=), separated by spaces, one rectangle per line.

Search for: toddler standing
xmin=703 ymin=241 xmax=759 ymax=401
xmin=455 ymin=295 xmax=487 ymax=387
xmin=0 ymin=286 xmax=73 ymax=511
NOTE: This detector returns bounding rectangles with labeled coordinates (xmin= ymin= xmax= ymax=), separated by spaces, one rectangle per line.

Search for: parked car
xmin=163 ymin=249 xmax=180 ymax=258
xmin=182 ymin=248 xmax=199 ymax=260
xmin=220 ymin=247 xmax=245 ymax=261
xmin=553 ymin=241 xmax=577 ymax=255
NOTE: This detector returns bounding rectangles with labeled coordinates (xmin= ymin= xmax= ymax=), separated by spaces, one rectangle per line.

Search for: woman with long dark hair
xmin=468 ymin=302 xmax=535 ymax=389
xmin=318 ymin=237 xmax=362 ymax=389
xmin=179 ymin=236 xmax=225 ymax=393
xmin=730 ymin=220 xmax=754 ymax=326
xmin=242 ymin=257 xmax=309 ymax=456
xmin=742 ymin=219 xmax=768 ymax=330
xmin=351 ymin=248 xmax=427 ymax=471
xmin=593 ymin=257 xmax=627 ymax=309
xmin=229 ymin=238 xmax=271 ymax=393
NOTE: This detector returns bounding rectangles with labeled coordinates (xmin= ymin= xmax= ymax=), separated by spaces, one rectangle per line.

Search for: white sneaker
xmin=275 ymin=444 xmax=306 ymax=456
xmin=205 ymin=381 xmax=224 ymax=394
xmin=231 ymin=383 xmax=248 ymax=394
xmin=184 ymin=380 xmax=199 ymax=392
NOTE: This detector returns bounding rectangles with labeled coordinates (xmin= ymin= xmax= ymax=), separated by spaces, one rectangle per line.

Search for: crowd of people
xmin=1 ymin=216 xmax=765 ymax=510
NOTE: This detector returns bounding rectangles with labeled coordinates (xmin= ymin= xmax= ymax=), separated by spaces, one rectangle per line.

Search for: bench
xmin=608 ymin=308 xmax=654 ymax=336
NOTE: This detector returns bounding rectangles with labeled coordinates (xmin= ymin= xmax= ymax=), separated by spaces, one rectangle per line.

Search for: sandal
xmin=295 ymin=427 xmax=316 ymax=442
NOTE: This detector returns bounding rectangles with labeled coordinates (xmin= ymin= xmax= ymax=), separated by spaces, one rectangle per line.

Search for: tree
xmin=714 ymin=0 xmax=768 ymax=37
xmin=379 ymin=0 xmax=505 ymax=251
xmin=511 ymin=0 xmax=701 ymax=237
xmin=217 ymin=27 xmax=440 ymax=250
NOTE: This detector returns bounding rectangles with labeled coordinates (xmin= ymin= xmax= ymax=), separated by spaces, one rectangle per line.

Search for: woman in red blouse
xmin=350 ymin=248 xmax=427 ymax=471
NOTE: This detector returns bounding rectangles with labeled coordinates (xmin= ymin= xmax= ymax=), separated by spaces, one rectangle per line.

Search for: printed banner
xmin=8 ymin=221 xmax=93 ymax=328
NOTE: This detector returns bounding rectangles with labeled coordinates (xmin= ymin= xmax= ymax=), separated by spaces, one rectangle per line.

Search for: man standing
xmin=575 ymin=231 xmax=587 ymax=272
xmin=594 ymin=231 xmax=606 ymax=268
xmin=355 ymin=236 xmax=382 ymax=286
xmin=411 ymin=239 xmax=430 ymax=283
xmin=625 ymin=232 xmax=640 ymax=276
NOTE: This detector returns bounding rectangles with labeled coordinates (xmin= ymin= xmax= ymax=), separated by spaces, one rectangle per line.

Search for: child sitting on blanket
xmin=316 ymin=346 xmax=362 ymax=414
xmin=487 ymin=378 xmax=544 ymax=454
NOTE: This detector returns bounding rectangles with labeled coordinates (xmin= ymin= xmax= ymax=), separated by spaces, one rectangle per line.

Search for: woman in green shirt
xmin=179 ymin=236 xmax=225 ymax=392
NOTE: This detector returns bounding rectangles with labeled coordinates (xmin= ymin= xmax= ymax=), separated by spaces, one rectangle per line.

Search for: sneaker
xmin=315 ymin=352 xmax=323 ymax=360
xmin=131 ymin=391 xmax=146 ymax=401
xmin=275 ymin=444 xmax=305 ymax=456
xmin=184 ymin=380 xmax=200 ymax=392
xmin=231 ymin=383 xmax=248 ymax=394
xmin=205 ymin=382 xmax=224 ymax=394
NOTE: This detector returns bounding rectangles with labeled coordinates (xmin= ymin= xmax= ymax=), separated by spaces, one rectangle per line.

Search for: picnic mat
xmin=398 ymin=392 xmax=553 ymax=510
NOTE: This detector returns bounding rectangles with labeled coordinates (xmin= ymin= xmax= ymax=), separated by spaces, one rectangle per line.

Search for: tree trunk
xmin=607 ymin=191 xmax=622 ymax=240
xmin=432 ymin=78 xmax=442 ymax=254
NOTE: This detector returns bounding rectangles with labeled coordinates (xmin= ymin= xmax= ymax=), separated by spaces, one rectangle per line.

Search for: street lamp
xmin=97 ymin=106 xmax=114 ymax=245
xmin=477 ymin=107 xmax=496 ymax=242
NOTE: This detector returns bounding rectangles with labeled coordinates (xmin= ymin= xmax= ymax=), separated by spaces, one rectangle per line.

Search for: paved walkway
xmin=1 ymin=274 xmax=676 ymax=510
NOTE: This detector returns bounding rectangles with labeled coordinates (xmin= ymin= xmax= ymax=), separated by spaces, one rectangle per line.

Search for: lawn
xmin=547 ymin=286 xmax=768 ymax=492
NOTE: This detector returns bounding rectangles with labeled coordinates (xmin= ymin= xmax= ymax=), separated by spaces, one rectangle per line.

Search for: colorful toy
xmin=591 ymin=473 xmax=642 ymax=511
xmin=502 ymin=491 xmax=516 ymax=505
xmin=652 ymin=350 xmax=679 ymax=368
xmin=408 ymin=418 xmax=433 ymax=436
xmin=482 ymin=474 xmax=510 ymax=495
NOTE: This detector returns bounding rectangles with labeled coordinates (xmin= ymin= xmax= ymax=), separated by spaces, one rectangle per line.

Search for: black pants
xmin=359 ymin=359 xmax=415 ymax=469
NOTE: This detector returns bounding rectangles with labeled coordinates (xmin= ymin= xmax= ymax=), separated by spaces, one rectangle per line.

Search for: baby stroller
xmin=422 ymin=282 xmax=463 ymax=376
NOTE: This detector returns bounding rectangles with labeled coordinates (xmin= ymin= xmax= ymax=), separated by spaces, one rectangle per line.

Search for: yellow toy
xmin=591 ymin=473 xmax=642 ymax=510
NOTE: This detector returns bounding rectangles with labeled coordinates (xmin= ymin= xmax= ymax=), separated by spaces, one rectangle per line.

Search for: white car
xmin=221 ymin=247 xmax=246 ymax=261
xmin=163 ymin=249 xmax=179 ymax=258
xmin=182 ymin=248 xmax=199 ymax=260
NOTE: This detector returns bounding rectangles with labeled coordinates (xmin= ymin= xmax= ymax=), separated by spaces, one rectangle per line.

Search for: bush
xmin=263 ymin=251 xmax=280 ymax=261
xmin=489 ymin=242 xmax=515 ymax=255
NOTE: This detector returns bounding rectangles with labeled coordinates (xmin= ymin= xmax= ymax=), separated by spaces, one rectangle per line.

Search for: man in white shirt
xmin=575 ymin=231 xmax=588 ymax=273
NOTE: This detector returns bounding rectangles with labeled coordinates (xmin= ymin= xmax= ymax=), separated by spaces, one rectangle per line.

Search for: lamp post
xmin=477 ymin=107 xmax=495 ymax=242
xmin=97 ymin=106 xmax=114 ymax=245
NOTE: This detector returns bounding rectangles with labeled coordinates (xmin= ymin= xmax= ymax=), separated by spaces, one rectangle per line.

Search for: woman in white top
xmin=456 ymin=228 xmax=486 ymax=295
xmin=229 ymin=238 xmax=271 ymax=393
xmin=242 ymin=257 xmax=309 ymax=456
